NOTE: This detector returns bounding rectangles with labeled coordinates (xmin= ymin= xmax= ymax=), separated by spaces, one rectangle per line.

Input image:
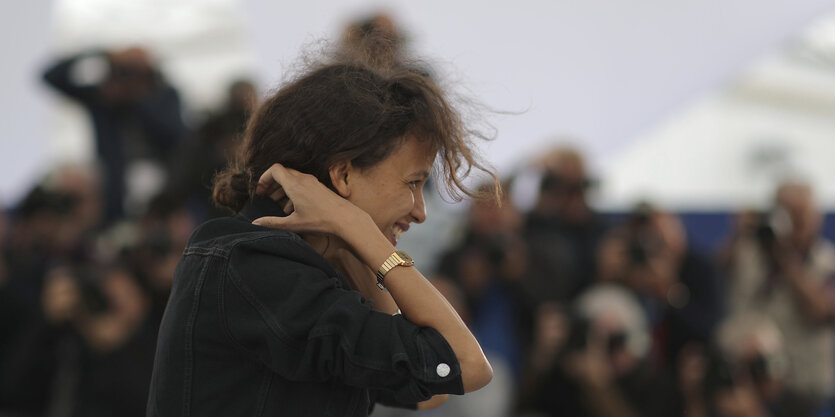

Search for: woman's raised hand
xmin=251 ymin=163 xmax=366 ymax=238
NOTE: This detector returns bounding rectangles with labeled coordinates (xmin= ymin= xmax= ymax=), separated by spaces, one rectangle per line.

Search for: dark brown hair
xmin=212 ymin=54 xmax=498 ymax=213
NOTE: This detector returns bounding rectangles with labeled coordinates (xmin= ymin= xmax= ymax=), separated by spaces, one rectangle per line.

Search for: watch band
xmin=375 ymin=250 xmax=414 ymax=290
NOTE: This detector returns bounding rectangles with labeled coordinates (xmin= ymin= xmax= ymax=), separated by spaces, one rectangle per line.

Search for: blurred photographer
xmin=1 ymin=258 xmax=153 ymax=417
xmin=597 ymin=204 xmax=724 ymax=369
xmin=518 ymin=285 xmax=672 ymax=417
xmin=0 ymin=165 xmax=102 ymax=331
xmin=129 ymin=190 xmax=195 ymax=323
xmin=431 ymin=187 xmax=535 ymax=417
xmin=42 ymin=264 xmax=148 ymax=352
xmin=0 ymin=181 xmax=88 ymax=336
xmin=435 ymin=186 xmax=535 ymax=376
xmin=169 ymin=79 xmax=258 ymax=222
xmin=43 ymin=46 xmax=186 ymax=223
xmin=701 ymin=313 xmax=820 ymax=417
xmin=722 ymin=181 xmax=835 ymax=410
xmin=523 ymin=147 xmax=609 ymax=303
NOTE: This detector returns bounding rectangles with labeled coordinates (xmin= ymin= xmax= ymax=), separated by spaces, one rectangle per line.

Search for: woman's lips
xmin=390 ymin=223 xmax=409 ymax=246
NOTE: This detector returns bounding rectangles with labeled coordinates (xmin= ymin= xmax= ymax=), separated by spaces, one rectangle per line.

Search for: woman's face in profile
xmin=344 ymin=136 xmax=435 ymax=246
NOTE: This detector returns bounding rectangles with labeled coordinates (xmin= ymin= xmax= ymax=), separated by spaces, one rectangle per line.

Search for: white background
xmin=1 ymin=0 xmax=834 ymax=208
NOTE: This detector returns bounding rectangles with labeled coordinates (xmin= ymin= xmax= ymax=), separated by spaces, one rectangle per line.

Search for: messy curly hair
xmin=212 ymin=45 xmax=498 ymax=213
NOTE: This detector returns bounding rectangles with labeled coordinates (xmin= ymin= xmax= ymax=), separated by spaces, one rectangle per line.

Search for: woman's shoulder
xmin=185 ymin=215 xmax=340 ymax=279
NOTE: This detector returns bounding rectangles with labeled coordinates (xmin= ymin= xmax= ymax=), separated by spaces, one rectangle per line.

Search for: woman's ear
xmin=329 ymin=161 xmax=352 ymax=198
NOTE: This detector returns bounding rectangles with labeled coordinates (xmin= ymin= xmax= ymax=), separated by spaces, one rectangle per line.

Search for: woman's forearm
xmin=417 ymin=394 xmax=449 ymax=410
xmin=340 ymin=214 xmax=493 ymax=392
xmin=385 ymin=264 xmax=493 ymax=392
xmin=330 ymin=249 xmax=400 ymax=314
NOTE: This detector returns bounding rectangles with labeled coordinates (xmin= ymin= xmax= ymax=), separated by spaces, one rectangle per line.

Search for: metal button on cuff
xmin=436 ymin=363 xmax=450 ymax=377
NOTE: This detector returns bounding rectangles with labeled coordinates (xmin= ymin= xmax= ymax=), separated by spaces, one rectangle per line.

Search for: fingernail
xmin=252 ymin=219 xmax=262 ymax=225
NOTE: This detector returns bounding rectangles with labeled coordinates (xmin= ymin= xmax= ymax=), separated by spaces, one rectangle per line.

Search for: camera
xmin=625 ymin=203 xmax=655 ymax=266
xmin=17 ymin=186 xmax=78 ymax=219
xmin=562 ymin=313 xmax=628 ymax=355
xmin=754 ymin=208 xmax=792 ymax=251
xmin=72 ymin=266 xmax=110 ymax=316
xmin=539 ymin=172 xmax=594 ymax=195
xmin=703 ymin=348 xmax=782 ymax=395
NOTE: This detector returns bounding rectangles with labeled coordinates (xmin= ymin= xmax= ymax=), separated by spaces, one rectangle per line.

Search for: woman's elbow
xmin=461 ymin=357 xmax=493 ymax=392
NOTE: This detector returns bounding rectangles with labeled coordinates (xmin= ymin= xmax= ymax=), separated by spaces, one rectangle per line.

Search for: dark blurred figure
xmin=1 ymin=185 xmax=77 ymax=312
xmin=597 ymin=204 xmax=725 ymax=371
xmin=0 ymin=185 xmax=81 ymax=415
xmin=721 ymin=181 xmax=835 ymax=413
xmin=43 ymin=47 xmax=186 ymax=223
xmin=53 ymin=164 xmax=104 ymax=227
xmin=0 ymin=164 xmax=103 ymax=383
xmin=129 ymin=191 xmax=195 ymax=323
xmin=0 ymin=165 xmax=165 ymax=417
xmin=44 ymin=263 xmax=153 ymax=417
xmin=1 ymin=247 xmax=158 ymax=417
xmin=0 ymin=177 xmax=92 ymax=414
xmin=170 ymin=79 xmax=256 ymax=221
xmin=700 ymin=313 xmax=819 ymax=417
xmin=432 ymin=186 xmax=535 ymax=417
xmin=340 ymin=12 xmax=433 ymax=80
xmin=522 ymin=147 xmax=609 ymax=305
xmin=518 ymin=285 xmax=673 ymax=417
xmin=436 ymin=186 xmax=535 ymax=377
xmin=341 ymin=13 xmax=403 ymax=69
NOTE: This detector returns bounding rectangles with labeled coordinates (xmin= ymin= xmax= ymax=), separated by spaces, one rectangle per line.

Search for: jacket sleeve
xmin=220 ymin=239 xmax=465 ymax=404
xmin=42 ymin=51 xmax=101 ymax=103
xmin=370 ymin=388 xmax=418 ymax=410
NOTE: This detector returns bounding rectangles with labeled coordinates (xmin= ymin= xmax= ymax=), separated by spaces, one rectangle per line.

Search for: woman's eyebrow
xmin=409 ymin=170 xmax=430 ymax=179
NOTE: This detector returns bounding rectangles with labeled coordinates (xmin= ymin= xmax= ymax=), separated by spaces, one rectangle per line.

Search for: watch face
xmin=395 ymin=250 xmax=414 ymax=264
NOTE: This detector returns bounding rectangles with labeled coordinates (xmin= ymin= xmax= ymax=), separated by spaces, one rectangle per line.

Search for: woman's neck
xmin=302 ymin=233 xmax=329 ymax=256
xmin=302 ymin=234 xmax=366 ymax=291
xmin=303 ymin=234 xmax=399 ymax=314
xmin=301 ymin=233 xmax=346 ymax=264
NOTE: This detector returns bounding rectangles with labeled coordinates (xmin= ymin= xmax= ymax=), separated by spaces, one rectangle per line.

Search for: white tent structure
xmin=600 ymin=16 xmax=835 ymax=211
xmin=2 ymin=0 xmax=835 ymax=210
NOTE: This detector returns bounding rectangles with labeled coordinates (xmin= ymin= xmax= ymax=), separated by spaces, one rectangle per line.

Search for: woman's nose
xmin=411 ymin=190 xmax=427 ymax=224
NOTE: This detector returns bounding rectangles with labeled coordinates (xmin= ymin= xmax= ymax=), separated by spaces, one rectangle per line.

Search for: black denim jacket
xmin=146 ymin=197 xmax=463 ymax=416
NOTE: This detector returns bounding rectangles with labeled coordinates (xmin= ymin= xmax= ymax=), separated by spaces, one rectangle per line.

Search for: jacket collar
xmin=238 ymin=195 xmax=288 ymax=222
xmin=236 ymin=196 xmax=349 ymax=288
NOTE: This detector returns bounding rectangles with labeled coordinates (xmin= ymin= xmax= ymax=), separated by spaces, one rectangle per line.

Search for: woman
xmin=147 ymin=55 xmax=495 ymax=416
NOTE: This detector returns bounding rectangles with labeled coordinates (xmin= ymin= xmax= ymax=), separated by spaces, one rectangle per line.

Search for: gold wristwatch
xmin=375 ymin=250 xmax=414 ymax=290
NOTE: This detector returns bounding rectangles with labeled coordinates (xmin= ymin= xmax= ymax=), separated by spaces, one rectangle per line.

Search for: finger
xmin=256 ymin=179 xmax=282 ymax=197
xmin=252 ymin=215 xmax=292 ymax=230
xmin=257 ymin=163 xmax=288 ymax=193
xmin=255 ymin=181 xmax=274 ymax=196
xmin=283 ymin=200 xmax=294 ymax=214
xmin=269 ymin=187 xmax=286 ymax=201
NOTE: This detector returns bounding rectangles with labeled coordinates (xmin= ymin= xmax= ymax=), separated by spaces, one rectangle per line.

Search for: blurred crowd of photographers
xmin=416 ymin=147 xmax=835 ymax=417
xmin=0 ymin=43 xmax=255 ymax=417
xmin=2 ymin=12 xmax=835 ymax=417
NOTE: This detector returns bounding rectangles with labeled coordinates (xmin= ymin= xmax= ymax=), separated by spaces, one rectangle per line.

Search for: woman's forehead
xmin=390 ymin=136 xmax=437 ymax=168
